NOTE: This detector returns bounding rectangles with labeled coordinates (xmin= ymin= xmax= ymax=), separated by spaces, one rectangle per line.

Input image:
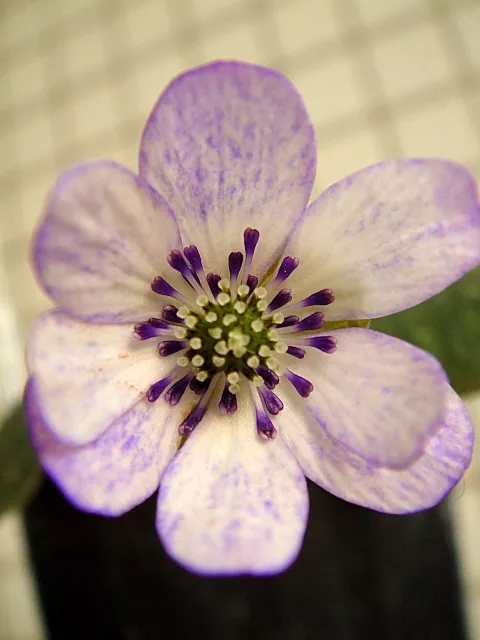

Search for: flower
xmin=26 ymin=61 xmax=479 ymax=576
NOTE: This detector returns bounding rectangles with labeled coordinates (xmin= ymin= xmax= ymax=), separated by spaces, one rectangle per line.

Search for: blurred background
xmin=0 ymin=0 xmax=479 ymax=637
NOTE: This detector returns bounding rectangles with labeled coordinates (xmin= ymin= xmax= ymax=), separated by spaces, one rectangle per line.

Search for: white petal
xmin=26 ymin=378 xmax=180 ymax=516
xmin=286 ymin=159 xmax=480 ymax=319
xmin=156 ymin=391 xmax=308 ymax=575
xmin=33 ymin=161 xmax=181 ymax=323
xmin=139 ymin=61 xmax=316 ymax=279
xmin=27 ymin=311 xmax=176 ymax=445
xmin=279 ymin=382 xmax=473 ymax=513
xmin=294 ymin=328 xmax=447 ymax=468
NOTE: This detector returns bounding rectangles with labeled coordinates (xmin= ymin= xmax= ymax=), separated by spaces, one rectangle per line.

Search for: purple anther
xmin=228 ymin=251 xmax=243 ymax=283
xmin=167 ymin=250 xmax=191 ymax=277
xmin=147 ymin=317 xmax=171 ymax=329
xmin=219 ymin=384 xmax=238 ymax=415
xmin=266 ymin=289 xmax=292 ymax=313
xmin=246 ymin=274 xmax=258 ymax=294
xmin=243 ymin=227 xmax=260 ymax=259
xmin=307 ymin=335 xmax=338 ymax=354
xmin=206 ymin=273 xmax=222 ymax=299
xmin=258 ymin=387 xmax=284 ymax=415
xmin=294 ymin=312 xmax=325 ymax=332
xmin=158 ymin=340 xmax=187 ymax=357
xmin=189 ymin=376 xmax=211 ymax=396
xmin=146 ymin=372 xmax=176 ymax=403
xmin=161 ymin=306 xmax=184 ymax=324
xmin=274 ymin=256 xmax=299 ymax=284
xmin=151 ymin=277 xmax=181 ymax=299
xmin=256 ymin=410 xmax=277 ymax=440
xmin=164 ymin=373 xmax=193 ymax=406
xmin=286 ymin=346 xmax=306 ymax=359
xmin=256 ymin=365 xmax=279 ymax=390
xmin=183 ymin=245 xmax=204 ymax=274
xmin=276 ymin=315 xmax=299 ymax=328
xmin=179 ymin=401 xmax=207 ymax=436
xmin=299 ymin=288 xmax=334 ymax=307
xmin=284 ymin=369 xmax=313 ymax=397
xmin=133 ymin=323 xmax=162 ymax=340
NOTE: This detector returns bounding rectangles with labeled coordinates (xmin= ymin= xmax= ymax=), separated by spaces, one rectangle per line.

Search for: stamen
xmin=293 ymin=312 xmax=325 ymax=332
xmin=195 ymin=294 xmax=209 ymax=307
xmin=158 ymin=341 xmax=187 ymax=357
xmin=173 ymin=327 xmax=187 ymax=339
xmin=266 ymin=289 xmax=292 ymax=313
xmin=191 ymin=354 xmax=205 ymax=367
xmin=286 ymin=346 xmax=306 ymax=359
xmin=219 ymin=279 xmax=230 ymax=292
xmin=273 ymin=341 xmax=288 ymax=353
xmin=214 ymin=340 xmax=228 ymax=355
xmin=222 ymin=313 xmax=237 ymax=326
xmin=164 ymin=373 xmax=193 ymax=406
xmin=258 ymin=387 xmax=284 ymax=415
xmin=247 ymin=355 xmax=260 ymax=369
xmin=274 ymin=256 xmax=299 ymax=285
xmin=212 ymin=355 xmax=226 ymax=367
xmin=256 ymin=365 xmax=279 ymax=390
xmin=206 ymin=273 xmax=222 ymax=299
xmin=305 ymin=335 xmax=338 ymax=354
xmin=177 ymin=306 xmax=191 ymax=319
xmin=256 ymin=300 xmax=268 ymax=312
xmin=190 ymin=337 xmax=202 ymax=350
xmin=184 ymin=315 xmax=198 ymax=329
xmin=237 ymin=284 xmax=250 ymax=298
xmin=217 ymin=292 xmax=230 ymax=306
xmin=251 ymin=319 xmax=264 ymax=333
xmin=298 ymin=288 xmax=334 ymax=307
xmin=258 ymin=345 xmax=270 ymax=358
xmin=233 ymin=300 xmax=247 ymax=314
xmin=161 ymin=306 xmax=184 ymax=324
xmin=284 ymin=369 xmax=314 ymax=397
xmin=219 ymin=384 xmax=238 ymax=415
xmin=196 ymin=371 xmax=209 ymax=382
xmin=146 ymin=370 xmax=177 ymax=403
xmin=208 ymin=327 xmax=223 ymax=339
xmin=272 ymin=312 xmax=284 ymax=324
xmin=177 ymin=355 xmax=190 ymax=367
xmin=205 ymin=311 xmax=217 ymax=323
xmin=254 ymin=286 xmax=267 ymax=299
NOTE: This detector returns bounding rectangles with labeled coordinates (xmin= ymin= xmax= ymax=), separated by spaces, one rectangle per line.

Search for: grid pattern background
xmin=0 ymin=0 xmax=479 ymax=637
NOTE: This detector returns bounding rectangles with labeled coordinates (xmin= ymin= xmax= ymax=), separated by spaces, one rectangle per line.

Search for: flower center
xmin=134 ymin=228 xmax=336 ymax=440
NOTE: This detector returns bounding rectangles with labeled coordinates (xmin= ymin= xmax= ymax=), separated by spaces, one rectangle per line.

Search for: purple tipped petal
xmin=26 ymin=378 xmax=179 ymax=517
xmin=306 ymin=335 xmax=337 ymax=354
xmin=246 ymin=274 xmax=259 ymax=295
xmin=158 ymin=340 xmax=187 ymax=357
xmin=286 ymin=159 xmax=480 ymax=320
xmin=133 ymin=322 xmax=164 ymax=340
xmin=276 ymin=315 xmax=299 ymax=328
xmin=228 ymin=252 xmax=243 ymax=283
xmin=279 ymin=382 xmax=473 ymax=514
xmin=179 ymin=401 xmax=207 ymax=435
xmin=256 ymin=410 xmax=277 ymax=440
xmin=189 ymin=376 xmax=211 ymax=396
xmin=219 ymin=385 xmax=238 ymax=415
xmin=294 ymin=312 xmax=325 ymax=332
xmin=286 ymin=346 xmax=306 ymax=359
xmin=284 ymin=369 xmax=313 ymax=397
xmin=266 ymin=289 xmax=292 ymax=313
xmin=148 ymin=317 xmax=171 ymax=329
xmin=243 ymin=228 xmax=260 ymax=259
xmin=156 ymin=400 xmax=308 ymax=575
xmin=151 ymin=277 xmax=182 ymax=300
xmin=165 ymin=373 xmax=193 ymax=406
xmin=274 ymin=256 xmax=299 ymax=284
xmin=147 ymin=372 xmax=177 ymax=402
xmin=183 ymin=245 xmax=204 ymax=274
xmin=258 ymin=387 xmax=284 ymax=415
xmin=298 ymin=289 xmax=334 ymax=307
xmin=161 ymin=306 xmax=184 ymax=324
xmin=140 ymin=62 xmax=316 ymax=279
xmin=33 ymin=161 xmax=181 ymax=324
xmin=256 ymin=365 xmax=280 ymax=390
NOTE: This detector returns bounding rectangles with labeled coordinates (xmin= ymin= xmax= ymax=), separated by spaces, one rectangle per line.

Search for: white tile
xmin=123 ymin=0 xmax=172 ymax=49
xmin=454 ymin=2 xmax=480 ymax=72
xmin=371 ymin=21 xmax=454 ymax=101
xmin=395 ymin=96 xmax=477 ymax=164
xmin=273 ymin=0 xmax=339 ymax=57
xmin=314 ymin=128 xmax=382 ymax=194
xmin=292 ymin=56 xmax=365 ymax=126
xmin=199 ymin=18 xmax=260 ymax=65
xmin=356 ymin=0 xmax=426 ymax=26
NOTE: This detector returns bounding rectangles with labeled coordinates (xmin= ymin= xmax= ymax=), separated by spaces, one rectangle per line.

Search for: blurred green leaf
xmin=0 ymin=403 xmax=42 ymax=515
xmin=373 ymin=267 xmax=480 ymax=396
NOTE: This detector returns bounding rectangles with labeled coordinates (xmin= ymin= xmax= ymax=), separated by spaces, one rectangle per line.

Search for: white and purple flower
xmin=26 ymin=61 xmax=479 ymax=576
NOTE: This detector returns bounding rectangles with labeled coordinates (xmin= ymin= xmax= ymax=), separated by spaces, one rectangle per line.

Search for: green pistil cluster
xmin=175 ymin=282 xmax=287 ymax=393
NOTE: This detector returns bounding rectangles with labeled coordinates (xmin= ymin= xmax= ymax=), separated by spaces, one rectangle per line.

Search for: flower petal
xmin=286 ymin=159 xmax=480 ymax=320
xmin=139 ymin=61 xmax=316 ymax=278
xmin=294 ymin=328 xmax=447 ymax=468
xmin=279 ymin=381 xmax=473 ymax=513
xmin=33 ymin=161 xmax=181 ymax=323
xmin=156 ymin=391 xmax=308 ymax=575
xmin=26 ymin=378 xmax=180 ymax=516
xmin=27 ymin=310 xmax=175 ymax=445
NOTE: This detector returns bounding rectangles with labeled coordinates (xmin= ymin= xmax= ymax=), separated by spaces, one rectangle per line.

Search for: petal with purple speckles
xmin=286 ymin=159 xmax=480 ymax=320
xmin=33 ymin=161 xmax=182 ymax=323
xmin=293 ymin=328 xmax=447 ymax=469
xmin=26 ymin=378 xmax=180 ymax=516
xmin=279 ymin=381 xmax=473 ymax=513
xmin=139 ymin=61 xmax=316 ymax=279
xmin=27 ymin=310 xmax=174 ymax=445
xmin=156 ymin=393 xmax=308 ymax=575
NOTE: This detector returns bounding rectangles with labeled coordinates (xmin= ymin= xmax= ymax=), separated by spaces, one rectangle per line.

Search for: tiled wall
xmin=0 ymin=0 xmax=479 ymax=638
